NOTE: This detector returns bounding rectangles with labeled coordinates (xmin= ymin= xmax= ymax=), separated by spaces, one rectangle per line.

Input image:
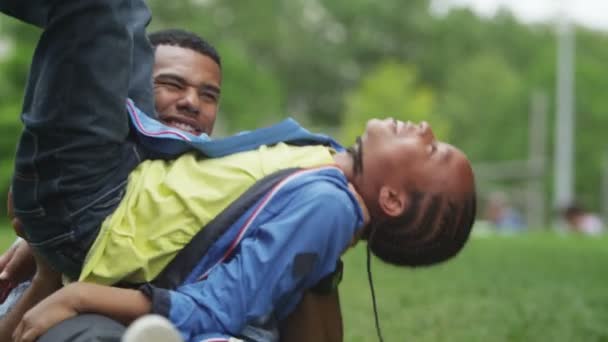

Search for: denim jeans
xmin=38 ymin=314 xmax=126 ymax=342
xmin=3 ymin=0 xmax=155 ymax=279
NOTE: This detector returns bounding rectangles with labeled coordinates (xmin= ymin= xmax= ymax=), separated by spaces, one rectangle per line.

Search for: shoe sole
xmin=122 ymin=314 xmax=183 ymax=342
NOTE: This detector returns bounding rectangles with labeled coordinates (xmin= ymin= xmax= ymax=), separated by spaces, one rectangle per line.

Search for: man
xmin=0 ymin=25 xmax=225 ymax=339
xmin=0 ymin=27 xmax=222 ymax=306
xmin=0 ymin=28 xmax=222 ymax=287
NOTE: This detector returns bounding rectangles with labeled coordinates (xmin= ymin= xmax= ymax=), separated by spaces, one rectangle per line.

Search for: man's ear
xmin=378 ymin=185 xmax=409 ymax=218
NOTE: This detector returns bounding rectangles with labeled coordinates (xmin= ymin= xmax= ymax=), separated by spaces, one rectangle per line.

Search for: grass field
xmin=339 ymin=232 xmax=608 ymax=342
xmin=0 ymin=225 xmax=606 ymax=342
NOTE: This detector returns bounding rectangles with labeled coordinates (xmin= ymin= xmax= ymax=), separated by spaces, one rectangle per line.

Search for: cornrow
xmin=369 ymin=191 xmax=477 ymax=267
xmin=411 ymin=195 xmax=441 ymax=243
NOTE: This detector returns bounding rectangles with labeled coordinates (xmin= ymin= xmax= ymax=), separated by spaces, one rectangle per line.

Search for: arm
xmin=67 ymin=282 xmax=151 ymax=324
xmin=0 ymin=249 xmax=62 ymax=342
xmin=11 ymin=282 xmax=151 ymax=342
xmin=0 ymin=272 xmax=60 ymax=341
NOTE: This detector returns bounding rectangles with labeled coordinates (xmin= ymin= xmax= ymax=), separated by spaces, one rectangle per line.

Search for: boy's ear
xmin=378 ymin=185 xmax=409 ymax=218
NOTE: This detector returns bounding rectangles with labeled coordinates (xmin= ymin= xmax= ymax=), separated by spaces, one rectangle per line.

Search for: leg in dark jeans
xmin=6 ymin=0 xmax=154 ymax=279
xmin=0 ymin=1 xmax=154 ymax=113
xmin=0 ymin=0 xmax=154 ymax=114
xmin=0 ymin=1 xmax=50 ymax=27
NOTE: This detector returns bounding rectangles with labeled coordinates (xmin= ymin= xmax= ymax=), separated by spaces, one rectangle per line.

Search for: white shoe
xmin=122 ymin=314 xmax=183 ymax=342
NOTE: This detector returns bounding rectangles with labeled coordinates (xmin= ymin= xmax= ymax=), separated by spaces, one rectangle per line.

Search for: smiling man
xmin=0 ymin=27 xmax=227 ymax=340
xmin=149 ymin=29 xmax=222 ymax=136
xmin=0 ymin=27 xmax=223 ymax=304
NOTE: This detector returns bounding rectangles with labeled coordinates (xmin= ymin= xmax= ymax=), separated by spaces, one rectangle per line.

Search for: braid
xmin=369 ymin=191 xmax=477 ymax=266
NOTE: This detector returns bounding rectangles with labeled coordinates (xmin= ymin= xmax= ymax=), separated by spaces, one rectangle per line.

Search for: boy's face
xmin=153 ymin=45 xmax=221 ymax=135
xmin=357 ymin=118 xmax=474 ymax=218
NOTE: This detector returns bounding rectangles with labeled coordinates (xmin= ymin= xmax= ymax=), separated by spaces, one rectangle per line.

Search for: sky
xmin=432 ymin=0 xmax=608 ymax=31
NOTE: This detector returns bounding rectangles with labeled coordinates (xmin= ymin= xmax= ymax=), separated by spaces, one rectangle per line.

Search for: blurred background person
xmin=561 ymin=203 xmax=605 ymax=236
xmin=483 ymin=191 xmax=526 ymax=233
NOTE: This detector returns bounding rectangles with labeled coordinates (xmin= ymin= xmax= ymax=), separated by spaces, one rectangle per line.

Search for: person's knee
xmin=37 ymin=314 xmax=126 ymax=342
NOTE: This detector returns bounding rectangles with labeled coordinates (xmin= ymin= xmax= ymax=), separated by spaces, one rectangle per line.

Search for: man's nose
xmin=177 ymin=88 xmax=201 ymax=116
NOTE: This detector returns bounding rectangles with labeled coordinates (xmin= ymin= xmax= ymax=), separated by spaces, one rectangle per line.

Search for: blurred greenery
xmin=340 ymin=60 xmax=446 ymax=143
xmin=0 ymin=225 xmax=13 ymax=248
xmin=1 ymin=1 xmax=608 ymax=218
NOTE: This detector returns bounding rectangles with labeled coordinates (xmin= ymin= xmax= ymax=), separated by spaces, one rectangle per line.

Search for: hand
xmin=0 ymin=240 xmax=36 ymax=284
xmin=2 ymin=189 xmax=35 ymax=285
xmin=0 ymin=240 xmax=36 ymax=304
xmin=12 ymin=285 xmax=79 ymax=342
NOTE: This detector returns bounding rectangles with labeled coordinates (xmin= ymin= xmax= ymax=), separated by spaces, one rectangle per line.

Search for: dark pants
xmin=37 ymin=314 xmax=126 ymax=342
xmin=2 ymin=0 xmax=155 ymax=279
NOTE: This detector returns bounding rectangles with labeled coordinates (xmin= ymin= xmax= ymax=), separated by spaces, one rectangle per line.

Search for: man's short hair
xmin=148 ymin=29 xmax=221 ymax=68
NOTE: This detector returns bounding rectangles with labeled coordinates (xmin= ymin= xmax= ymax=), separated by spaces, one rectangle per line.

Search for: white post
xmin=553 ymin=17 xmax=575 ymax=212
xmin=527 ymin=91 xmax=548 ymax=228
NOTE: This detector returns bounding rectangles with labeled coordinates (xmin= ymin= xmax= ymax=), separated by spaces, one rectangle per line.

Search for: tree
xmin=438 ymin=53 xmax=528 ymax=163
xmin=340 ymin=61 xmax=444 ymax=144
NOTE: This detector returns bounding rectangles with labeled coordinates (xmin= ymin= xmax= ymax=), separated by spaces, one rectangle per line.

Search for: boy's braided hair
xmin=369 ymin=190 xmax=477 ymax=267
xmin=347 ymin=136 xmax=477 ymax=266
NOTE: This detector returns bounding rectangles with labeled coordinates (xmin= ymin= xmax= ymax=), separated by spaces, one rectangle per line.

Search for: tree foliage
xmin=1 ymin=1 xmax=608 ymax=217
xmin=340 ymin=61 xmax=443 ymax=144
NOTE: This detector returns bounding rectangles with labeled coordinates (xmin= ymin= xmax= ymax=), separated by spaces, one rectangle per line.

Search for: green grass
xmin=1 ymin=224 xmax=606 ymax=341
xmin=340 ymin=233 xmax=608 ymax=342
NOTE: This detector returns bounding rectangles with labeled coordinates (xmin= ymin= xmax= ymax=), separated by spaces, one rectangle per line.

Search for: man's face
xmin=153 ymin=44 xmax=221 ymax=135
xmin=358 ymin=118 xmax=473 ymax=212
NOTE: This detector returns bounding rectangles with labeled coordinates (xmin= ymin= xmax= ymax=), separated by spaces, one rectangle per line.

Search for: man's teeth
xmin=170 ymin=121 xmax=196 ymax=133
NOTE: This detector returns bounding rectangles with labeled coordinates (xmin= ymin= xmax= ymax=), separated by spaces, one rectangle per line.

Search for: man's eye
xmin=166 ymin=83 xmax=182 ymax=89
xmin=156 ymin=81 xmax=182 ymax=90
xmin=199 ymin=92 xmax=218 ymax=102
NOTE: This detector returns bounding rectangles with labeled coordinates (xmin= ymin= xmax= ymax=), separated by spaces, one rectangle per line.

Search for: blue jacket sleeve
xmin=146 ymin=181 xmax=361 ymax=341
